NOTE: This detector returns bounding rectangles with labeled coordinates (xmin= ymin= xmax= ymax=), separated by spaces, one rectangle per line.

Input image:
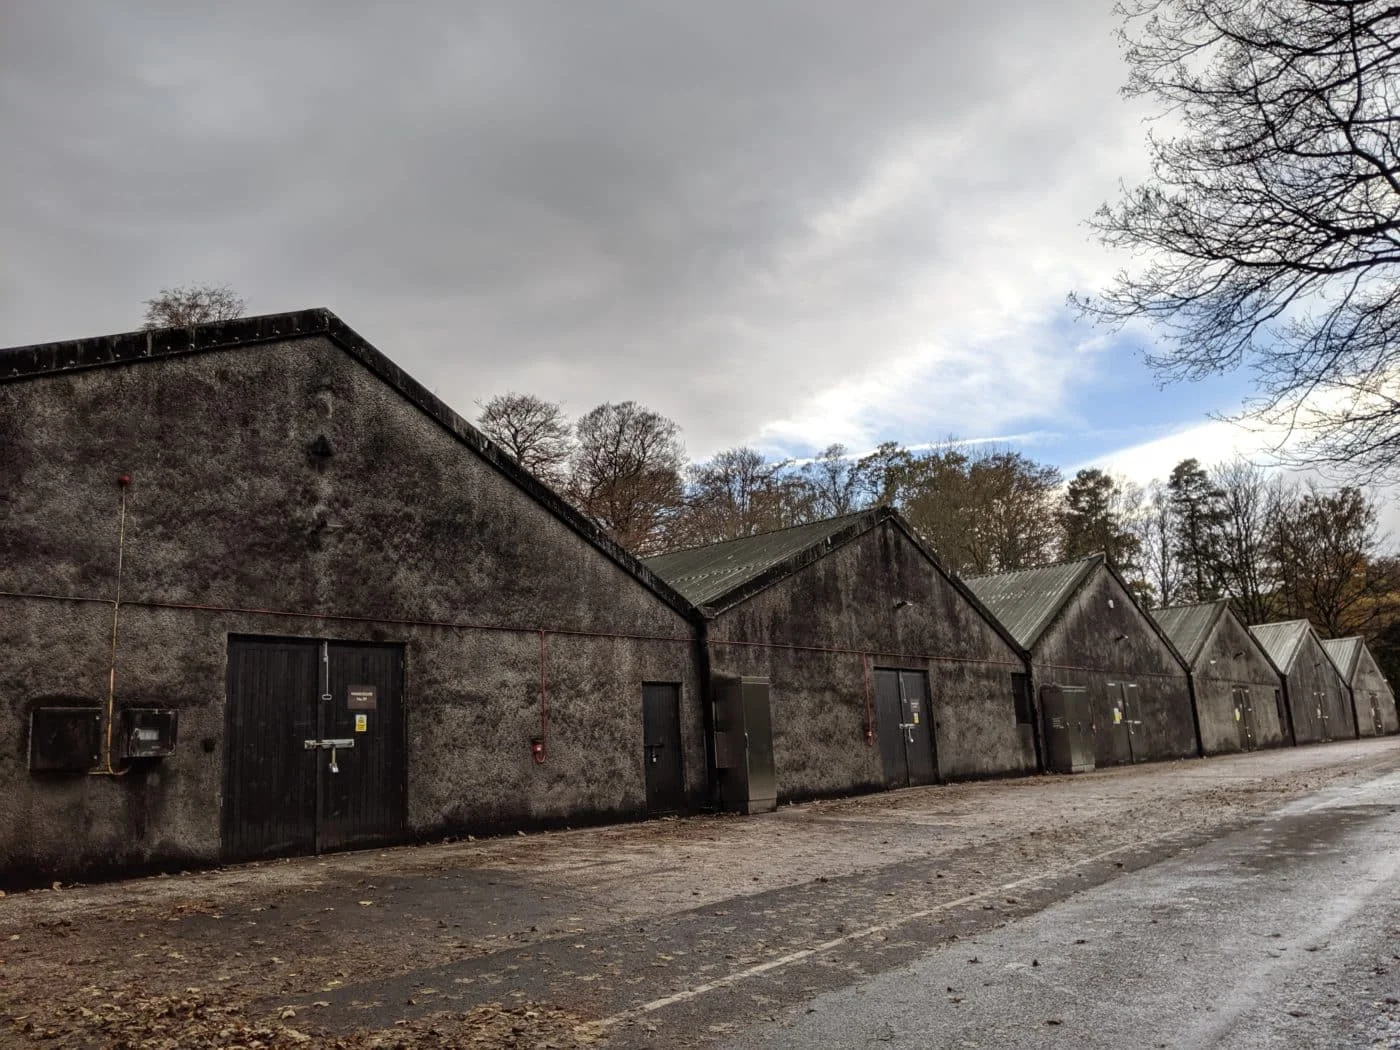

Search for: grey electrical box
xmin=1040 ymin=684 xmax=1095 ymax=774
xmin=121 ymin=708 xmax=178 ymax=759
xmin=712 ymin=673 xmax=777 ymax=814
xmin=29 ymin=706 xmax=102 ymax=773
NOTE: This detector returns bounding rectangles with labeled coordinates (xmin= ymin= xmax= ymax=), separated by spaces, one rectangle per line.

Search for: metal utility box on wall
xmin=712 ymin=673 xmax=776 ymax=814
xmin=1041 ymin=685 xmax=1095 ymax=774
xmin=120 ymin=708 xmax=178 ymax=759
xmin=29 ymin=706 xmax=102 ymax=773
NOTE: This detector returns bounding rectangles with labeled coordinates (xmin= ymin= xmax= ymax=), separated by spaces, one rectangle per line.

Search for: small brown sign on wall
xmin=347 ymin=685 xmax=378 ymax=711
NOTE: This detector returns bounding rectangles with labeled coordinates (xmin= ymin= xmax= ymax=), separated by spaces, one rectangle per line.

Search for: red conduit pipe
xmin=0 ymin=589 xmax=1033 ymax=670
xmin=710 ymin=636 xmax=1022 ymax=668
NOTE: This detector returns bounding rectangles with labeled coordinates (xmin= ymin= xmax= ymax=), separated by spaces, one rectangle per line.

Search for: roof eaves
xmin=1184 ymin=600 xmax=1229 ymax=666
xmin=1309 ymin=626 xmax=1349 ymax=684
xmin=1321 ymin=636 xmax=1363 ymax=681
xmin=1017 ymin=553 xmax=1103 ymax=652
xmin=1249 ymin=620 xmax=1312 ymax=673
xmin=698 ymin=507 xmax=888 ymax=617
xmin=888 ymin=516 xmax=1031 ymax=663
xmin=0 ymin=309 xmax=705 ymax=625
xmin=1224 ymin=607 xmax=1287 ymax=681
xmin=1097 ymin=558 xmax=1192 ymax=673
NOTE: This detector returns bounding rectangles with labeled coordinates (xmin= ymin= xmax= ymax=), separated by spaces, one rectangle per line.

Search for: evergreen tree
xmin=1166 ymin=459 xmax=1226 ymax=602
xmin=1060 ymin=468 xmax=1140 ymax=568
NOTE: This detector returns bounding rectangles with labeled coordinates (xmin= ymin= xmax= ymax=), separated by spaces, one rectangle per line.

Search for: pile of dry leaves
xmin=5 ymin=987 xmax=603 ymax=1048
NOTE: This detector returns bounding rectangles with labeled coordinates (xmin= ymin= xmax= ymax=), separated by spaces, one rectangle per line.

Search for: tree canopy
xmin=1080 ymin=0 xmax=1400 ymax=480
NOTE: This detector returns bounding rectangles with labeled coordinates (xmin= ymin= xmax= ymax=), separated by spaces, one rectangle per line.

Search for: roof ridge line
xmin=647 ymin=507 xmax=883 ymax=560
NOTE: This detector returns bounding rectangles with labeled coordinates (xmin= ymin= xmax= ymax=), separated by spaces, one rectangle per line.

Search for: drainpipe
xmin=1026 ymin=659 xmax=1045 ymax=774
xmin=696 ymin=617 xmax=719 ymax=810
xmin=1185 ymin=670 xmax=1205 ymax=757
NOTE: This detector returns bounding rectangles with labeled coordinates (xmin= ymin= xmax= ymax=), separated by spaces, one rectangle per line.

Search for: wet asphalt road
xmin=727 ymin=770 xmax=1400 ymax=1049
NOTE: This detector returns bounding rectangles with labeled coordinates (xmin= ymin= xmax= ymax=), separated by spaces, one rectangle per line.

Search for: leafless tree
xmin=895 ymin=445 xmax=1060 ymax=574
xmin=1211 ymin=459 xmax=1280 ymax=624
xmin=800 ymin=445 xmax=872 ymax=519
xmin=476 ymin=392 xmax=573 ymax=488
xmin=1126 ymin=481 xmax=1179 ymax=608
xmin=569 ymin=401 xmax=685 ymax=555
xmin=676 ymin=447 xmax=811 ymax=546
xmin=142 ymin=284 xmax=246 ymax=329
xmin=1269 ymin=482 xmax=1397 ymax=636
xmin=1078 ymin=0 xmax=1400 ymax=480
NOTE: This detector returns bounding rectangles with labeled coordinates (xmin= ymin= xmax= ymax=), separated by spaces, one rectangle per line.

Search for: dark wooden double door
xmin=223 ymin=636 xmax=406 ymax=861
xmin=874 ymin=669 xmax=937 ymax=788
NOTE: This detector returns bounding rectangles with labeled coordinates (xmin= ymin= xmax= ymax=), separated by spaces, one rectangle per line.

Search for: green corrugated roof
xmin=644 ymin=511 xmax=874 ymax=608
xmin=1152 ymin=601 xmax=1228 ymax=667
xmin=963 ymin=555 xmax=1102 ymax=650
xmin=1248 ymin=619 xmax=1313 ymax=672
xmin=1320 ymin=636 xmax=1364 ymax=681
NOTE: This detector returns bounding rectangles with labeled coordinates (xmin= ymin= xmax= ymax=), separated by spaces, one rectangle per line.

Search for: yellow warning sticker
xmin=1113 ymin=709 xmax=1123 ymax=725
xmin=355 ymin=713 xmax=368 ymax=732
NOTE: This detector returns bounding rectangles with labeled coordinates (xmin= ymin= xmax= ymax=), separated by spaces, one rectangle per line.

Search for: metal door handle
xmin=303 ymin=739 xmax=355 ymax=750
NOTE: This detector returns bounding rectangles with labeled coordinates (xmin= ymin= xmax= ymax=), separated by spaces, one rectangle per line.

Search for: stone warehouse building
xmin=1321 ymin=636 xmax=1398 ymax=738
xmin=645 ymin=510 xmax=1038 ymax=805
xmin=0 ymin=310 xmax=708 ymax=885
xmin=966 ymin=556 xmax=1198 ymax=768
xmin=1152 ymin=600 xmax=1288 ymax=754
xmin=1250 ymin=620 xmax=1355 ymax=745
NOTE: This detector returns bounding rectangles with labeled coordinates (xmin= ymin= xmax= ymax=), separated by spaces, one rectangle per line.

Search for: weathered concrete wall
xmin=1285 ymin=633 xmax=1356 ymax=744
xmin=1193 ymin=612 xmax=1287 ymax=754
xmin=1034 ymin=569 xmax=1197 ymax=766
xmin=0 ymin=336 xmax=702 ymax=884
xmin=1349 ymin=647 xmax=1398 ymax=737
xmin=707 ymin=520 xmax=1034 ymax=800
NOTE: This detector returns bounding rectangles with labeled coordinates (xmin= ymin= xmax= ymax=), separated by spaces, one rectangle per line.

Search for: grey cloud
xmin=1 ymin=1 xmax=1133 ymax=456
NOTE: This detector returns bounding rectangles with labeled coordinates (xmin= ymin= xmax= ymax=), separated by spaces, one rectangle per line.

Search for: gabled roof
xmin=1248 ymin=620 xmax=1317 ymax=674
xmin=963 ymin=555 xmax=1103 ymax=650
xmin=645 ymin=511 xmax=871 ymax=608
xmin=643 ymin=508 xmax=1028 ymax=656
xmin=0 ymin=309 xmax=700 ymax=622
xmin=1320 ymin=636 xmax=1365 ymax=681
xmin=1152 ymin=600 xmax=1229 ymax=667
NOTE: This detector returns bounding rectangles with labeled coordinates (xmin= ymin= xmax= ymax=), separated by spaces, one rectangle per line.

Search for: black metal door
xmin=320 ymin=642 xmax=407 ymax=851
xmin=642 ymin=683 xmax=685 ymax=813
xmin=1370 ymin=692 xmax=1385 ymax=735
xmin=1232 ymin=685 xmax=1254 ymax=751
xmin=900 ymin=671 xmax=937 ymax=786
xmin=1316 ymin=687 xmax=1331 ymax=741
xmin=874 ymin=669 xmax=937 ymax=787
xmin=224 ymin=636 xmax=406 ymax=861
xmin=1100 ymin=682 xmax=1135 ymax=766
xmin=224 ymin=637 xmax=319 ymax=860
xmin=874 ymin=669 xmax=908 ymax=787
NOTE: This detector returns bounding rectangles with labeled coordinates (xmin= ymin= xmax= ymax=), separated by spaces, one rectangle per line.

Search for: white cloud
xmin=1081 ymin=409 xmax=1400 ymax=544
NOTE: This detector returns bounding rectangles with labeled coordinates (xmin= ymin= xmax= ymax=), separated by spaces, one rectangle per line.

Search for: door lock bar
xmin=304 ymin=738 xmax=354 ymax=774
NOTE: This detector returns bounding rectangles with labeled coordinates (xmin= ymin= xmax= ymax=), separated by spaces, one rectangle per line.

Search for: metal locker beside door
xmin=710 ymin=673 xmax=775 ymax=814
xmin=1040 ymin=684 xmax=1094 ymax=774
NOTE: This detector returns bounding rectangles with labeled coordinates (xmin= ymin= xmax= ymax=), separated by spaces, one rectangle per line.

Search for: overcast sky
xmin=0 ymin=1 xmax=1352 ymax=502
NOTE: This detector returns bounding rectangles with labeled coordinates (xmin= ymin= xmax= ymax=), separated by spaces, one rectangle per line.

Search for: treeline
xmin=477 ymin=393 xmax=1400 ymax=657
